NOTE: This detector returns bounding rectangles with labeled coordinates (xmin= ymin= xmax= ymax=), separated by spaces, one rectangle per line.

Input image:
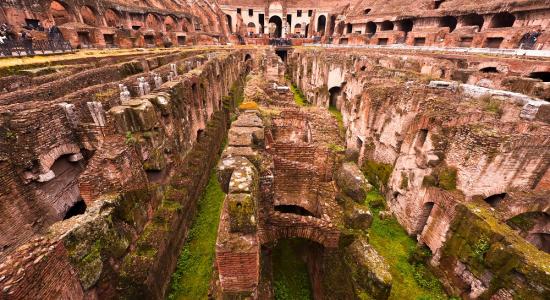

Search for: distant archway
xmin=80 ymin=5 xmax=97 ymax=26
xmin=269 ymin=15 xmax=282 ymax=38
xmin=398 ymin=19 xmax=413 ymax=33
xmin=328 ymin=86 xmax=341 ymax=108
xmin=145 ymin=13 xmax=161 ymax=30
xmin=50 ymin=1 xmax=72 ymax=26
xmin=462 ymin=13 xmax=484 ymax=31
xmin=490 ymin=12 xmax=515 ymax=28
xmin=104 ymin=9 xmax=120 ymax=27
xmin=226 ymin=14 xmax=233 ymax=33
xmin=380 ymin=20 xmax=394 ymax=31
xmin=366 ymin=22 xmax=376 ymax=35
xmin=294 ymin=23 xmax=302 ymax=34
xmin=164 ymin=15 xmax=177 ymax=31
xmin=247 ymin=22 xmax=256 ymax=35
xmin=317 ymin=15 xmax=326 ymax=34
xmin=440 ymin=16 xmax=457 ymax=32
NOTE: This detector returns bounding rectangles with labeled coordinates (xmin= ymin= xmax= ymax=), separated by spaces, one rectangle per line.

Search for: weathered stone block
xmin=345 ymin=237 xmax=392 ymax=300
xmin=227 ymin=193 xmax=256 ymax=233
xmin=217 ymin=156 xmax=254 ymax=194
xmin=345 ymin=202 xmax=373 ymax=230
xmin=228 ymin=126 xmax=264 ymax=147
xmin=336 ymin=162 xmax=372 ymax=203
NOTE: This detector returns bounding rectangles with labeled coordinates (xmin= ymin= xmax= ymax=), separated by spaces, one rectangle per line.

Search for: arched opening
xmin=164 ymin=16 xmax=177 ymax=32
xmin=317 ymin=15 xmax=327 ymax=35
xmin=275 ymin=50 xmax=287 ymax=61
xmin=417 ymin=202 xmax=435 ymax=234
xmin=440 ymin=16 xmax=457 ymax=32
xmin=434 ymin=0 xmax=445 ymax=9
xmin=196 ymin=129 xmax=204 ymax=142
xmin=265 ymin=238 xmax=323 ymax=299
xmin=380 ymin=20 xmax=394 ymax=31
xmin=145 ymin=13 xmax=160 ymax=31
xmin=366 ymin=22 xmax=376 ymax=36
xmin=244 ymin=54 xmax=252 ymax=61
xmin=364 ymin=9 xmax=371 ymax=15
xmin=328 ymin=86 xmax=341 ymax=109
xmin=529 ymin=72 xmax=550 ymax=82
xmin=490 ymin=12 xmax=515 ymax=28
xmin=80 ymin=5 xmax=97 ymax=26
xmin=226 ymin=14 xmax=233 ymax=33
xmin=507 ymin=212 xmax=550 ymax=253
xmin=305 ymin=24 xmax=309 ymax=37
xmin=247 ymin=22 xmax=256 ymax=35
xmin=346 ymin=23 xmax=353 ymax=34
xmin=480 ymin=67 xmax=499 ymax=73
xmin=294 ymin=24 xmax=302 ymax=34
xmin=398 ymin=19 xmax=413 ymax=33
xmin=63 ymin=198 xmax=86 ymax=220
xmin=484 ymin=193 xmax=507 ymax=207
xmin=269 ymin=15 xmax=282 ymax=38
xmin=104 ymin=9 xmax=120 ymax=27
xmin=462 ymin=13 xmax=484 ymax=31
xmin=50 ymin=1 xmax=71 ymax=26
xmin=275 ymin=205 xmax=314 ymax=217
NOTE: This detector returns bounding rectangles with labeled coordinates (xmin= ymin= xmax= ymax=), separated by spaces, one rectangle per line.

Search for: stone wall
xmin=289 ymin=47 xmax=550 ymax=298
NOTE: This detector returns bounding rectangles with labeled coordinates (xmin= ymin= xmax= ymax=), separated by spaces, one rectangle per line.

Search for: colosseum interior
xmin=0 ymin=0 xmax=549 ymax=299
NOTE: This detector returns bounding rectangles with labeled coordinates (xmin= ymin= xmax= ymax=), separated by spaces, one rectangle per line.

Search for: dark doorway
xmin=269 ymin=15 xmax=283 ymax=38
xmin=484 ymin=193 xmax=507 ymax=207
xmin=64 ymin=198 xmax=87 ymax=220
xmin=399 ymin=19 xmax=413 ymax=33
xmin=490 ymin=12 xmax=515 ymax=28
xmin=440 ymin=16 xmax=458 ymax=32
xmin=226 ymin=14 xmax=233 ymax=33
xmin=77 ymin=32 xmax=91 ymax=47
xmin=416 ymin=202 xmax=435 ymax=234
xmin=317 ymin=15 xmax=326 ymax=35
xmin=329 ymin=86 xmax=341 ymax=108
xmin=177 ymin=36 xmax=186 ymax=46
xmin=275 ymin=205 xmax=314 ymax=217
xmin=414 ymin=37 xmax=426 ymax=46
xmin=462 ymin=13 xmax=484 ymax=31
xmin=275 ymin=50 xmax=287 ymax=62
xmin=480 ymin=67 xmax=499 ymax=73
xmin=529 ymin=72 xmax=550 ymax=82
xmin=378 ymin=38 xmax=388 ymax=45
xmin=103 ymin=34 xmax=115 ymax=47
xmin=144 ymin=34 xmax=155 ymax=46
xmin=366 ymin=22 xmax=376 ymax=36
xmin=380 ymin=20 xmax=394 ymax=31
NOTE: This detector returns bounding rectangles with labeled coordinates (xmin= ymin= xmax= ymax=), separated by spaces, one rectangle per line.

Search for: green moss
xmin=366 ymin=191 xmax=448 ymax=300
xmin=472 ymin=236 xmax=491 ymax=262
xmin=289 ymin=82 xmax=308 ymax=106
xmin=328 ymin=143 xmax=346 ymax=153
xmin=168 ymin=171 xmax=226 ymax=300
xmin=365 ymin=190 xmax=386 ymax=209
xmin=328 ymin=106 xmax=345 ymax=137
xmin=422 ymin=166 xmax=457 ymax=191
xmin=400 ymin=172 xmax=409 ymax=190
xmin=361 ymin=160 xmax=393 ymax=190
xmin=272 ymin=239 xmax=313 ymax=300
xmin=506 ymin=213 xmax=536 ymax=231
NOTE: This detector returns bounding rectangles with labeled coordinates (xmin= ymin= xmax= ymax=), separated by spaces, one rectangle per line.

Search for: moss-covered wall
xmin=439 ymin=202 xmax=550 ymax=299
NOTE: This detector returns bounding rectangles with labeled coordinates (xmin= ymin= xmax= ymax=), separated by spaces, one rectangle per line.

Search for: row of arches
xmin=48 ymin=0 xmax=198 ymax=32
xmin=347 ymin=12 xmax=516 ymax=37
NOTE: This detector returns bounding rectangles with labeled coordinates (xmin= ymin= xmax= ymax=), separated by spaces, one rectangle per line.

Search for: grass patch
xmin=366 ymin=191 xmax=449 ymax=300
xmin=361 ymin=160 xmax=393 ymax=190
xmin=272 ymin=239 xmax=313 ymax=300
xmin=328 ymin=106 xmax=345 ymax=136
xmin=168 ymin=171 xmax=226 ymax=300
xmin=289 ymin=82 xmax=307 ymax=107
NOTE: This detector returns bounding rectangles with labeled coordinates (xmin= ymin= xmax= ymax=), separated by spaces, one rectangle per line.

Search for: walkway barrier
xmin=302 ymin=43 xmax=550 ymax=58
xmin=0 ymin=39 xmax=73 ymax=57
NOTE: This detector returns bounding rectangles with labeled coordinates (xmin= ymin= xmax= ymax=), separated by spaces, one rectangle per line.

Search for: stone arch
xmin=317 ymin=15 xmax=327 ymax=34
xmin=50 ymin=0 xmax=73 ymax=26
xmin=461 ymin=13 xmax=484 ymax=31
xmin=294 ymin=23 xmax=302 ymax=34
xmin=104 ymin=8 xmax=120 ymax=27
xmin=247 ymin=22 xmax=256 ymax=35
xmin=329 ymin=86 xmax=341 ymax=108
xmin=226 ymin=14 xmax=233 ymax=33
xmin=181 ymin=17 xmax=191 ymax=32
xmin=269 ymin=15 xmax=282 ymax=38
xmin=145 ymin=13 xmax=161 ymax=31
xmin=416 ymin=202 xmax=435 ymax=234
xmin=164 ymin=15 xmax=177 ymax=31
xmin=39 ymin=143 xmax=81 ymax=173
xmin=268 ymin=1 xmax=283 ymax=13
xmin=80 ymin=5 xmax=98 ymax=27
xmin=398 ymin=19 xmax=413 ymax=33
xmin=440 ymin=16 xmax=457 ymax=32
xmin=366 ymin=21 xmax=376 ymax=35
xmin=490 ymin=12 xmax=515 ymax=28
xmin=380 ymin=20 xmax=394 ymax=31
xmin=346 ymin=23 xmax=353 ymax=34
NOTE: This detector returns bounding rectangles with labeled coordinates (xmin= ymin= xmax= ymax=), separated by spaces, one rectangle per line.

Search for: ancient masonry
xmin=0 ymin=1 xmax=549 ymax=300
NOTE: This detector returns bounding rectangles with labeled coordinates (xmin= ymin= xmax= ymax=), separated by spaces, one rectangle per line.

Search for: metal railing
xmin=0 ymin=39 xmax=73 ymax=57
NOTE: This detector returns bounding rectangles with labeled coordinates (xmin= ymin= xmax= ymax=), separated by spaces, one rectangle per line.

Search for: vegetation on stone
xmin=168 ymin=172 xmax=225 ymax=300
xmin=272 ymin=239 xmax=313 ymax=300
xmin=361 ymin=160 xmax=393 ymax=190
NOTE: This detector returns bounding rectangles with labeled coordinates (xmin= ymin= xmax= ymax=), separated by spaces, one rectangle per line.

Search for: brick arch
xmin=259 ymin=212 xmax=340 ymax=248
xmin=80 ymin=5 xmax=99 ymax=27
xmin=145 ymin=13 xmax=161 ymax=30
xmin=39 ymin=143 xmax=81 ymax=172
xmin=50 ymin=0 xmax=75 ymax=26
xmin=164 ymin=15 xmax=178 ymax=32
xmin=104 ymin=8 xmax=121 ymax=27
